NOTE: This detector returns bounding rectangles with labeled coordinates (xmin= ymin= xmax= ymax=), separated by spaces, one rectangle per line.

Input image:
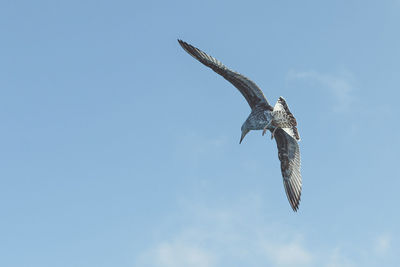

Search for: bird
xmin=178 ymin=39 xmax=302 ymax=211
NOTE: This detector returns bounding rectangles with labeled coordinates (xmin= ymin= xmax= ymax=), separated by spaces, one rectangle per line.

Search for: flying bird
xmin=178 ymin=39 xmax=302 ymax=211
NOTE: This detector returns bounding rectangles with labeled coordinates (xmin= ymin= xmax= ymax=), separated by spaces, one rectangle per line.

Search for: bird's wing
xmin=178 ymin=39 xmax=271 ymax=109
xmin=274 ymin=128 xmax=302 ymax=211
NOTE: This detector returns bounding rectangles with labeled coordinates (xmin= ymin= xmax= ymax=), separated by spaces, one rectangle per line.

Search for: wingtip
xmin=283 ymin=178 xmax=301 ymax=212
xmin=291 ymin=195 xmax=301 ymax=212
xmin=177 ymin=39 xmax=191 ymax=52
xmin=290 ymin=202 xmax=300 ymax=212
xmin=177 ymin=39 xmax=186 ymax=46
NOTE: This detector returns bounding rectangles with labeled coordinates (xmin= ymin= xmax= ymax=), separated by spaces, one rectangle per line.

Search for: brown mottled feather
xmin=277 ymin=97 xmax=300 ymax=141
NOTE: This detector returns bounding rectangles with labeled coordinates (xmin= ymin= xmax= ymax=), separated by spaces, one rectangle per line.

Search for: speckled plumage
xmin=178 ymin=39 xmax=302 ymax=212
xmin=242 ymin=104 xmax=273 ymax=130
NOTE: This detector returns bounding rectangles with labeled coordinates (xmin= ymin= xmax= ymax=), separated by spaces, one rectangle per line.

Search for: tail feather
xmin=273 ymin=97 xmax=300 ymax=141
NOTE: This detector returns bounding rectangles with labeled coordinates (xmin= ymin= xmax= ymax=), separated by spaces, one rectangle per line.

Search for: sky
xmin=1 ymin=0 xmax=400 ymax=266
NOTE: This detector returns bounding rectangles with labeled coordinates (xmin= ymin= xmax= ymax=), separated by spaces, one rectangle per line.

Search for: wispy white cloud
xmin=287 ymin=70 xmax=356 ymax=112
xmin=147 ymin=241 xmax=216 ymax=267
xmin=135 ymin=197 xmax=312 ymax=267
xmin=135 ymin=197 xmax=395 ymax=267
xmin=374 ymin=234 xmax=391 ymax=255
xmin=261 ymin=239 xmax=313 ymax=266
xmin=324 ymin=248 xmax=355 ymax=267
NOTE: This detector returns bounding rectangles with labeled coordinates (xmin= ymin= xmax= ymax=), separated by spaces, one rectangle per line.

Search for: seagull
xmin=178 ymin=39 xmax=302 ymax=212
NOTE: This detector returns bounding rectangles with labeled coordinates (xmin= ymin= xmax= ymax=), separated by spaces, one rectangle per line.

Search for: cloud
xmin=374 ymin=234 xmax=391 ymax=255
xmin=135 ymin=228 xmax=217 ymax=267
xmin=135 ymin=196 xmax=395 ymax=267
xmin=287 ymin=70 xmax=356 ymax=112
xmin=261 ymin=240 xmax=313 ymax=266
xmin=149 ymin=241 xmax=215 ymax=267
xmin=324 ymin=248 xmax=355 ymax=267
xmin=135 ymin=197 xmax=313 ymax=267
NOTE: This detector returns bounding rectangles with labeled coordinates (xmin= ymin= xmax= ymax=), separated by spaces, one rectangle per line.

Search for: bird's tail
xmin=273 ymin=97 xmax=300 ymax=141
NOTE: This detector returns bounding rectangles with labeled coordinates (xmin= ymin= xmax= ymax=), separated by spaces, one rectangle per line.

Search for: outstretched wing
xmin=178 ymin=39 xmax=271 ymax=109
xmin=274 ymin=128 xmax=302 ymax=211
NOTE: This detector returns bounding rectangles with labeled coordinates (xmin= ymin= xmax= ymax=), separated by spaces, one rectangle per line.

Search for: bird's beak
xmin=239 ymin=129 xmax=249 ymax=144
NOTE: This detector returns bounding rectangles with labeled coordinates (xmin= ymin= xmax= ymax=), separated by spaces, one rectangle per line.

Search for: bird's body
xmin=178 ymin=39 xmax=302 ymax=211
xmin=242 ymin=104 xmax=272 ymax=131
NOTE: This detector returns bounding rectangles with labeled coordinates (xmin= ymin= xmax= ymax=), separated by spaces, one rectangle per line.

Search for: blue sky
xmin=1 ymin=0 xmax=399 ymax=266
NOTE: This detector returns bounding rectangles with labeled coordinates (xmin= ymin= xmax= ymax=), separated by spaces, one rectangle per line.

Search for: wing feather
xmin=178 ymin=39 xmax=271 ymax=109
xmin=274 ymin=128 xmax=302 ymax=211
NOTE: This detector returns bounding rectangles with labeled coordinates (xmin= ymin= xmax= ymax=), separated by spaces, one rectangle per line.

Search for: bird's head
xmin=240 ymin=126 xmax=250 ymax=144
